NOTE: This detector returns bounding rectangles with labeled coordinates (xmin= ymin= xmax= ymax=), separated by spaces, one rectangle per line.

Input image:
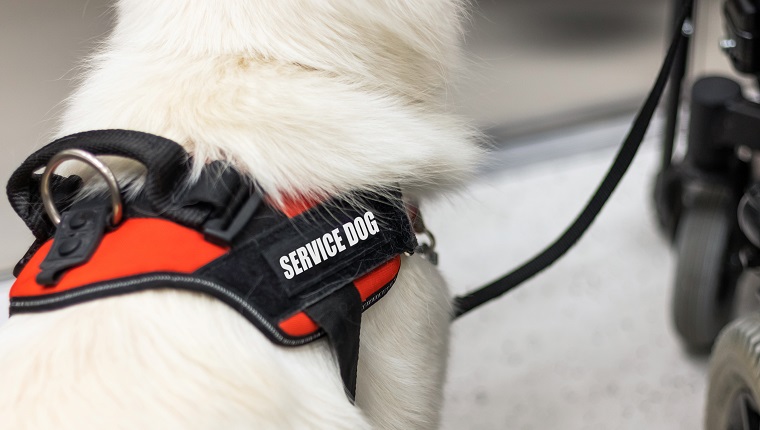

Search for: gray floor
xmin=0 ymin=116 xmax=710 ymax=429
xmin=429 ymin=116 xmax=707 ymax=429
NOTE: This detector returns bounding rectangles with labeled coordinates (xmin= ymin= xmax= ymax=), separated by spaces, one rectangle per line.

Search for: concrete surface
xmin=429 ymin=117 xmax=706 ymax=429
xmin=0 ymin=116 xmax=708 ymax=429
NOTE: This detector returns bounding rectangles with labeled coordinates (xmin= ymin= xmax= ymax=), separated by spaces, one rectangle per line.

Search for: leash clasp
xmin=407 ymin=201 xmax=438 ymax=265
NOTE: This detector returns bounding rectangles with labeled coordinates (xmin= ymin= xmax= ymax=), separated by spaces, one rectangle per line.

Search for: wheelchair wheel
xmin=673 ymin=185 xmax=736 ymax=351
xmin=707 ymin=315 xmax=760 ymax=430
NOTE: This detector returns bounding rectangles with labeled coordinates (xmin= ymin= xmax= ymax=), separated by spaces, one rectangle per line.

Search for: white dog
xmin=0 ymin=1 xmax=479 ymax=429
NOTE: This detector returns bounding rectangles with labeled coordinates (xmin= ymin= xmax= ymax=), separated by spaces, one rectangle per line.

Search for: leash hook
xmin=408 ymin=204 xmax=438 ymax=265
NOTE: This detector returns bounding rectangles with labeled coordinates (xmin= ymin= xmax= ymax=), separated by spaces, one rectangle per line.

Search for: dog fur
xmin=0 ymin=1 xmax=480 ymax=429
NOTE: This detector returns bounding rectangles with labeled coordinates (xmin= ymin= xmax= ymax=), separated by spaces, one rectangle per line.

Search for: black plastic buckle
xmin=36 ymin=204 xmax=109 ymax=286
xmin=203 ymin=189 xmax=263 ymax=246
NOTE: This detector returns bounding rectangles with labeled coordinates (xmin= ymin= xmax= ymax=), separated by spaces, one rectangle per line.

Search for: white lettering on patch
xmin=279 ymin=211 xmax=380 ymax=279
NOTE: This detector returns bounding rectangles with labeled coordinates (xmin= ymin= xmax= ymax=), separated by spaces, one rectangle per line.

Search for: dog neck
xmin=57 ymin=0 xmax=480 ymax=201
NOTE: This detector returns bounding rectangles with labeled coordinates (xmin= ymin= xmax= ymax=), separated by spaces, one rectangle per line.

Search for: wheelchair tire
xmin=673 ymin=185 xmax=735 ymax=351
xmin=706 ymin=315 xmax=760 ymax=430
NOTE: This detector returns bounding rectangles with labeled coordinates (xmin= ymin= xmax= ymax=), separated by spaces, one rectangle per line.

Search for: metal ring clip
xmin=40 ymin=149 xmax=123 ymax=226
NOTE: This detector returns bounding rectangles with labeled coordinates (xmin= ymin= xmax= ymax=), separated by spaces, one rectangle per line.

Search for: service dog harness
xmin=6 ymin=130 xmax=417 ymax=401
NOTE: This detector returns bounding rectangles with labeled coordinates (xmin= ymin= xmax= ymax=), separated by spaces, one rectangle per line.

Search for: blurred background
xmin=0 ymin=1 xmax=749 ymax=428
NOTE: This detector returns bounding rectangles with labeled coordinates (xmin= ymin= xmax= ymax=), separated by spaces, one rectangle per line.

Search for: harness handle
xmin=453 ymin=0 xmax=694 ymax=318
xmin=7 ymin=129 xmax=189 ymax=240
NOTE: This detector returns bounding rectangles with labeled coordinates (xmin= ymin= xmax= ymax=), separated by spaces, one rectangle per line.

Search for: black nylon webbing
xmin=453 ymin=1 xmax=693 ymax=318
xmin=305 ymin=284 xmax=363 ymax=401
xmin=6 ymin=130 xmax=193 ymax=239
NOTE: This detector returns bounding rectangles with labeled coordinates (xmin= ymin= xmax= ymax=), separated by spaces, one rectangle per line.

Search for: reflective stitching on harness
xmin=10 ymin=274 xmax=322 ymax=346
xmin=362 ymin=281 xmax=394 ymax=310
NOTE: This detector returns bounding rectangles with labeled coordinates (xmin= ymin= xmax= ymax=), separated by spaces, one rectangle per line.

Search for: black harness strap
xmin=453 ymin=1 xmax=693 ymax=318
xmin=305 ymin=283 xmax=363 ymax=402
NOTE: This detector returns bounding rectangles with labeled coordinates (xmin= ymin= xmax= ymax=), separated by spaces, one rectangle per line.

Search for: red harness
xmin=6 ymin=129 xmax=418 ymax=401
xmin=10 ymin=202 xmax=401 ymax=340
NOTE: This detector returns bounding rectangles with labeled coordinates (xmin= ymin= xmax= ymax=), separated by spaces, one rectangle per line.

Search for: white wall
xmin=0 ymin=0 xmax=112 ymax=273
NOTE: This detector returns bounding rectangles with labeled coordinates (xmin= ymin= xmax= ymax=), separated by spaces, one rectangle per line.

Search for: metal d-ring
xmin=40 ymin=149 xmax=123 ymax=227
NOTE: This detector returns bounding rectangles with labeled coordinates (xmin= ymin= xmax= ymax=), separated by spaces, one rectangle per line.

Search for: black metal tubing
xmin=686 ymin=76 xmax=742 ymax=171
xmin=661 ymin=0 xmax=695 ymax=171
xmin=687 ymin=75 xmax=760 ymax=167
xmin=724 ymin=98 xmax=760 ymax=150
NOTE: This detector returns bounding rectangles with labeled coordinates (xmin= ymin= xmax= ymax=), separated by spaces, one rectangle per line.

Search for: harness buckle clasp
xmin=203 ymin=190 xmax=264 ymax=246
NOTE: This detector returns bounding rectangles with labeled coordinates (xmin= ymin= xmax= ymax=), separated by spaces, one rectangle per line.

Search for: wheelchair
xmin=654 ymin=0 xmax=760 ymax=427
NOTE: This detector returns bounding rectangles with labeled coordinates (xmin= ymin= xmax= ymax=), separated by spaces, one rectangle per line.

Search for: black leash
xmin=453 ymin=1 xmax=693 ymax=319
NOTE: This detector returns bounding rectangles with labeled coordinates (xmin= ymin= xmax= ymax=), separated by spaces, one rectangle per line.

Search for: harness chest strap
xmin=6 ymin=129 xmax=418 ymax=401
